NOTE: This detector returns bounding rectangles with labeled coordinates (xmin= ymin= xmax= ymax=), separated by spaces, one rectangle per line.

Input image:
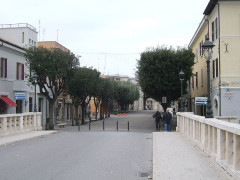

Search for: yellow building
xmin=189 ymin=0 xmax=240 ymax=122
xmin=189 ymin=17 xmax=209 ymax=116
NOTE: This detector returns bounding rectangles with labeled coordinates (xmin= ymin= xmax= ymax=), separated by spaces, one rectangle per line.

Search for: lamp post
xmin=32 ymin=74 xmax=38 ymax=112
xmin=179 ymin=70 xmax=185 ymax=112
xmin=202 ymin=38 xmax=215 ymax=118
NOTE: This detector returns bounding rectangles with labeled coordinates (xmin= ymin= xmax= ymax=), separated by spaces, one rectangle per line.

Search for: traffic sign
xmin=162 ymin=97 xmax=167 ymax=103
xmin=195 ymin=97 xmax=207 ymax=105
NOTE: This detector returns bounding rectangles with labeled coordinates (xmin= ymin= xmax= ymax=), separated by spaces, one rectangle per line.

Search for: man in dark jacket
xmin=163 ymin=109 xmax=172 ymax=132
xmin=153 ymin=111 xmax=162 ymax=131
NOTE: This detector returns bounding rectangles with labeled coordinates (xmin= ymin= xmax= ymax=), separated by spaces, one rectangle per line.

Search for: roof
xmin=204 ymin=0 xmax=218 ymax=15
xmin=0 ymin=37 xmax=25 ymax=51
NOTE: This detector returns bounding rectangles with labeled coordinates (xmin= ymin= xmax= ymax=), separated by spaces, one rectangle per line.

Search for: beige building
xmin=189 ymin=0 xmax=240 ymax=122
xmin=38 ymin=41 xmax=72 ymax=122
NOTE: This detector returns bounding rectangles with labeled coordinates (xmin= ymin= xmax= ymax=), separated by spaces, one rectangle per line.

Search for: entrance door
xmin=16 ymin=100 xmax=23 ymax=113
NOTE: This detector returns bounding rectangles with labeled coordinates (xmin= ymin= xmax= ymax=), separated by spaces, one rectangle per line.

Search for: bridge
xmin=0 ymin=111 xmax=239 ymax=179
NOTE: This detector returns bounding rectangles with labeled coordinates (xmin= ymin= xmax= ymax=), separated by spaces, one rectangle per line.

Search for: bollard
xmin=103 ymin=120 xmax=105 ymax=131
xmin=89 ymin=121 xmax=91 ymax=131
xmin=128 ymin=121 xmax=129 ymax=131
xmin=117 ymin=121 xmax=118 ymax=131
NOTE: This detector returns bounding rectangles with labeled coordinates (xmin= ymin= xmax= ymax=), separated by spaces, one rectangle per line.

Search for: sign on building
xmin=195 ymin=97 xmax=207 ymax=105
xmin=14 ymin=92 xmax=25 ymax=100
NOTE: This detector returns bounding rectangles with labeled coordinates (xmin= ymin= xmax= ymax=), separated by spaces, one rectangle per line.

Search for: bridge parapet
xmin=177 ymin=112 xmax=240 ymax=177
xmin=0 ymin=113 xmax=42 ymax=136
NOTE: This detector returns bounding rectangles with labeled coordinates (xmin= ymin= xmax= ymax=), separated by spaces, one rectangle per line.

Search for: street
xmin=0 ymin=111 xmax=155 ymax=180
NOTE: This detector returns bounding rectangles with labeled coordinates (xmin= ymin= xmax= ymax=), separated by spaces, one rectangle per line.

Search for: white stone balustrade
xmin=0 ymin=112 xmax=42 ymax=136
xmin=176 ymin=112 xmax=240 ymax=177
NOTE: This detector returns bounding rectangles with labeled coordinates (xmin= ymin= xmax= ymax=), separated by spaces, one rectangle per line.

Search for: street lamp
xmin=179 ymin=70 xmax=185 ymax=112
xmin=202 ymin=38 xmax=215 ymax=118
xmin=32 ymin=74 xmax=38 ymax=112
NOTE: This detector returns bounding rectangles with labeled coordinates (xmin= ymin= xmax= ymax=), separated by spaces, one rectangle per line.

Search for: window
xmin=212 ymin=60 xmax=215 ymax=78
xmin=199 ymin=41 xmax=203 ymax=57
xmin=215 ymin=18 xmax=218 ymax=40
xmin=216 ymin=58 xmax=218 ymax=77
xmin=0 ymin=58 xmax=7 ymax=78
xmin=212 ymin=21 xmax=215 ymax=42
xmin=196 ymin=48 xmax=198 ymax=62
xmin=29 ymin=39 xmax=31 ymax=44
xmin=196 ymin=72 xmax=198 ymax=88
xmin=201 ymin=68 xmax=203 ymax=86
xmin=212 ymin=18 xmax=218 ymax=42
xmin=192 ymin=76 xmax=194 ymax=90
xmin=16 ymin=62 xmax=24 ymax=80
xmin=22 ymin=32 xmax=24 ymax=43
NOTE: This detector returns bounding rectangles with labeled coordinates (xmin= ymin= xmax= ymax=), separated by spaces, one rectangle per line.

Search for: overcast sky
xmin=1 ymin=0 xmax=209 ymax=77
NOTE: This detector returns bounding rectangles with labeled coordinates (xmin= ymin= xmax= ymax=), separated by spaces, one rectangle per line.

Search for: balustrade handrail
xmin=177 ymin=112 xmax=240 ymax=178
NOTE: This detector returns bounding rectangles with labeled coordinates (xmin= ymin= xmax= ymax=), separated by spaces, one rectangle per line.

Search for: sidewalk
xmin=0 ymin=130 xmax=57 ymax=147
xmin=153 ymin=132 xmax=234 ymax=180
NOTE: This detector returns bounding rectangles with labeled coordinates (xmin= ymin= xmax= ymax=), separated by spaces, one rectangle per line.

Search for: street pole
xmin=180 ymin=79 xmax=184 ymax=112
xmin=206 ymin=56 xmax=213 ymax=118
xmin=201 ymin=38 xmax=215 ymax=118
xmin=179 ymin=70 xmax=185 ymax=112
xmin=34 ymin=82 xmax=37 ymax=112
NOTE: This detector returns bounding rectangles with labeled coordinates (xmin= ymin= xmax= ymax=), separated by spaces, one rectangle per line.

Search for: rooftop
xmin=0 ymin=23 xmax=37 ymax=32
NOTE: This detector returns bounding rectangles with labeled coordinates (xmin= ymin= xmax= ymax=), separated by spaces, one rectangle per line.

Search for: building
xmin=38 ymin=41 xmax=72 ymax=122
xmin=188 ymin=17 xmax=209 ymax=116
xmin=189 ymin=0 xmax=240 ymax=122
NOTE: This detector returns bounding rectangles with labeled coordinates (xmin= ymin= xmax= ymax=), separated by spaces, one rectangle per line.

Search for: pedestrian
xmin=153 ymin=111 xmax=162 ymax=131
xmin=163 ymin=109 xmax=172 ymax=132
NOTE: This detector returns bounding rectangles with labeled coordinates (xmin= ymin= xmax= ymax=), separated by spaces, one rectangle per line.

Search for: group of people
xmin=153 ymin=109 xmax=172 ymax=132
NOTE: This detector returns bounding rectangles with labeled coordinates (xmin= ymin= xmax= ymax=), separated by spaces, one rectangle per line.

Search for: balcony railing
xmin=0 ymin=23 xmax=37 ymax=32
xmin=177 ymin=112 xmax=240 ymax=177
xmin=0 ymin=112 xmax=42 ymax=136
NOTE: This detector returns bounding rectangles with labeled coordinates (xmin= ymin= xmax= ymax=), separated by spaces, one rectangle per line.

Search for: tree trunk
xmin=49 ymin=100 xmax=55 ymax=130
xmin=95 ymin=104 xmax=99 ymax=120
xmin=75 ymin=105 xmax=79 ymax=126
xmin=81 ymin=105 xmax=85 ymax=125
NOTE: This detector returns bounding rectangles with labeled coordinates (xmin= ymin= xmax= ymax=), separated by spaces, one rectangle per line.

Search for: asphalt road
xmin=0 ymin=111 xmax=155 ymax=180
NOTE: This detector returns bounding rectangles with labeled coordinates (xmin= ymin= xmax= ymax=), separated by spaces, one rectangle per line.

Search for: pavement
xmin=153 ymin=132 xmax=235 ymax=180
xmin=0 ymin=130 xmax=57 ymax=147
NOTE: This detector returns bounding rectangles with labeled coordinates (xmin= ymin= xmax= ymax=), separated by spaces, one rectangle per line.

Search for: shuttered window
xmin=0 ymin=58 xmax=7 ymax=78
xmin=16 ymin=62 xmax=24 ymax=80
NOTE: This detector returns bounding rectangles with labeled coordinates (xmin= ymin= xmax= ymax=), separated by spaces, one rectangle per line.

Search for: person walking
xmin=163 ymin=109 xmax=172 ymax=132
xmin=153 ymin=111 xmax=162 ymax=131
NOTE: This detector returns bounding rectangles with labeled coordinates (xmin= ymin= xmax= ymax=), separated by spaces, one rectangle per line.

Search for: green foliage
xmin=25 ymin=47 xmax=79 ymax=101
xmin=68 ymin=67 xmax=100 ymax=104
xmin=68 ymin=67 xmax=100 ymax=124
xmin=113 ymin=81 xmax=140 ymax=110
xmin=137 ymin=46 xmax=194 ymax=108
xmin=25 ymin=47 xmax=78 ymax=129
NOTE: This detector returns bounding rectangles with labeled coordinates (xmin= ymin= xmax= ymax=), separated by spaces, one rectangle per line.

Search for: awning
xmin=0 ymin=96 xmax=17 ymax=107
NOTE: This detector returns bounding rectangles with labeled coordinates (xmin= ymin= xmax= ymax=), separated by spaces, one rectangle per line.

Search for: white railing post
xmin=226 ymin=132 xmax=233 ymax=165
xmin=217 ymin=129 xmax=226 ymax=161
xmin=233 ymin=134 xmax=240 ymax=171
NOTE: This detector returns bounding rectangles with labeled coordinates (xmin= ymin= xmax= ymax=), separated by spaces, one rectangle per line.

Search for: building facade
xmin=0 ymin=23 xmax=47 ymax=127
xmin=189 ymin=0 xmax=240 ymax=122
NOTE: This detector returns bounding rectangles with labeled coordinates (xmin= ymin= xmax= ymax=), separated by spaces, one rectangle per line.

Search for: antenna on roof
xmin=38 ymin=20 xmax=41 ymax=41
xmin=57 ymin=29 xmax=59 ymax=42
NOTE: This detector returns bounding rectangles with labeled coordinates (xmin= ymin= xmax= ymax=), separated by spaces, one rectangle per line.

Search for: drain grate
xmin=139 ymin=172 xmax=149 ymax=177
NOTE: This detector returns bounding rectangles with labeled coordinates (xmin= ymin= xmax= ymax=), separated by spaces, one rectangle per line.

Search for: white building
xmin=0 ymin=23 xmax=47 ymax=126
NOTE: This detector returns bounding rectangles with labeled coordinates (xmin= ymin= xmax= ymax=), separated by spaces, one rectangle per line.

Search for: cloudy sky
xmin=1 ymin=0 xmax=209 ymax=77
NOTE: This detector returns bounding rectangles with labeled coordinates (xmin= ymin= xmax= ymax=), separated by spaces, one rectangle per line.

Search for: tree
xmin=68 ymin=67 xmax=100 ymax=125
xmin=100 ymin=78 xmax=114 ymax=119
xmin=113 ymin=81 xmax=140 ymax=110
xmin=136 ymin=46 xmax=194 ymax=110
xmin=25 ymin=47 xmax=78 ymax=130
